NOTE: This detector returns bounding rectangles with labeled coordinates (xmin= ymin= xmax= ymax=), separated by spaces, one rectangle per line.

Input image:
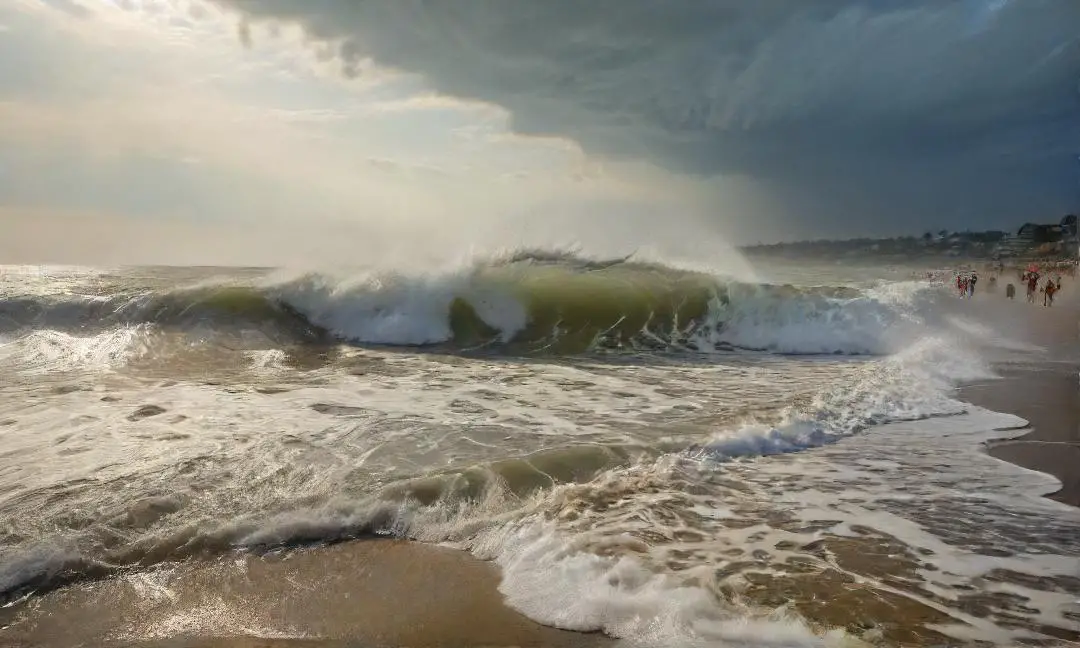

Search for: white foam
xmin=697 ymin=282 xmax=929 ymax=355
xmin=740 ymin=408 xmax=1080 ymax=644
xmin=0 ymin=326 xmax=152 ymax=374
xmin=448 ymin=404 xmax=1078 ymax=647
xmin=700 ymin=336 xmax=990 ymax=460
xmin=244 ymin=348 xmax=288 ymax=372
xmin=270 ymin=271 xmax=527 ymax=345
xmin=470 ymin=519 xmax=859 ymax=647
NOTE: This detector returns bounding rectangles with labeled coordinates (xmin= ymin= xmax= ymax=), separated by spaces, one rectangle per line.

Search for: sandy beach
xmin=963 ymin=365 xmax=1079 ymax=507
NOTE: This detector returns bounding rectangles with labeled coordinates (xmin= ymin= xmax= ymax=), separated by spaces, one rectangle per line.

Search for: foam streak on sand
xmin=472 ymin=520 xmax=850 ymax=647
xmin=0 ymin=257 xmax=1078 ymax=647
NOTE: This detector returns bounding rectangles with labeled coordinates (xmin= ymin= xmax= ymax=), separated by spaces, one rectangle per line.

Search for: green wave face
xmin=172 ymin=262 xmax=731 ymax=353
xmin=450 ymin=264 xmax=722 ymax=353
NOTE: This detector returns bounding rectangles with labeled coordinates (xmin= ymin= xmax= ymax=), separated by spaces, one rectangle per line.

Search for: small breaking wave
xmin=695 ymin=336 xmax=991 ymax=461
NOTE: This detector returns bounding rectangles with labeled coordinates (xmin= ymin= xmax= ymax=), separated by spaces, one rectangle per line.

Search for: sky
xmin=1 ymin=0 xmax=1078 ymax=266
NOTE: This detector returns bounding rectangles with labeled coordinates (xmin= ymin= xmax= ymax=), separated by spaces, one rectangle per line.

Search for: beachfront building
xmin=995 ymin=214 xmax=1078 ymax=258
xmin=1065 ymin=214 xmax=1079 ymax=258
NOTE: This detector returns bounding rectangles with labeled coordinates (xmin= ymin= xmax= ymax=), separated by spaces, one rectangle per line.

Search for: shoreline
xmin=0 ymin=539 xmax=613 ymax=648
xmin=958 ymin=283 xmax=1079 ymax=509
xmin=960 ymin=363 xmax=1079 ymax=508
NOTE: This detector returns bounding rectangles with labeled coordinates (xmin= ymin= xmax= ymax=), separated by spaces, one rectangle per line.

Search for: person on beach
xmin=1006 ymin=283 xmax=1016 ymax=300
xmin=1026 ymin=273 xmax=1039 ymax=303
xmin=968 ymin=273 xmax=977 ymax=298
xmin=1044 ymin=278 xmax=1057 ymax=307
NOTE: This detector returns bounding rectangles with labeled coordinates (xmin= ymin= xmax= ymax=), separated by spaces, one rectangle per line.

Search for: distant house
xmin=1016 ymin=222 xmax=1063 ymax=244
xmin=1062 ymin=214 xmax=1078 ymax=256
xmin=997 ymin=215 xmax=1078 ymax=258
xmin=1062 ymin=214 xmax=1077 ymax=238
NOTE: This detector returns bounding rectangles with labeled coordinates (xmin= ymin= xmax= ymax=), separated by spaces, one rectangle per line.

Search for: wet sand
xmin=960 ymin=282 xmax=1079 ymax=508
xmin=962 ymin=364 xmax=1080 ymax=507
xmin=0 ymin=540 xmax=612 ymax=648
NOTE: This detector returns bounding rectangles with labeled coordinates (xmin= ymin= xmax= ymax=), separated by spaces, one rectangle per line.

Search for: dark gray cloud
xmin=210 ymin=0 xmax=1080 ymax=237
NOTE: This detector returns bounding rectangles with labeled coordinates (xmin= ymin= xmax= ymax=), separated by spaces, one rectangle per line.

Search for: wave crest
xmin=0 ymin=253 xmax=932 ymax=356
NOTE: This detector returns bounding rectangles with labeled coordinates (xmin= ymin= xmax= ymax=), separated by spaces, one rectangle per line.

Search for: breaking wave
xmin=0 ymin=252 xmax=934 ymax=357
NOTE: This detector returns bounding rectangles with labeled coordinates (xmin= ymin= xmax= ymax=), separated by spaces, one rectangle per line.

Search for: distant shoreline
xmin=739 ymin=227 xmax=1078 ymax=264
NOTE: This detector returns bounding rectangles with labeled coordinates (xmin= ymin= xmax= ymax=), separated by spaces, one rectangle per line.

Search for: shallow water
xmin=0 ymin=258 xmax=1077 ymax=646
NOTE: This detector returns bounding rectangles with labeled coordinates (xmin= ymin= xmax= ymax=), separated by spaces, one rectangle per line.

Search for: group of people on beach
xmin=1012 ymin=270 xmax=1062 ymax=306
xmin=955 ymin=272 xmax=978 ymax=298
xmin=936 ymin=262 xmax=1071 ymax=307
xmin=973 ymin=269 xmax=1063 ymax=306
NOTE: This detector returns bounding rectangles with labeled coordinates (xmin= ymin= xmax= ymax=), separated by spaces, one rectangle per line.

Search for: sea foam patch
xmin=0 ymin=326 xmax=153 ymax=374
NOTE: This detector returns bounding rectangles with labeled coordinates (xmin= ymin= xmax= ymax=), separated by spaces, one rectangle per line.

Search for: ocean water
xmin=0 ymin=254 xmax=1077 ymax=647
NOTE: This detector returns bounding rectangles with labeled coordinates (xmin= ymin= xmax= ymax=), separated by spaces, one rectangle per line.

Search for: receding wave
xmin=0 ymin=252 xmax=925 ymax=356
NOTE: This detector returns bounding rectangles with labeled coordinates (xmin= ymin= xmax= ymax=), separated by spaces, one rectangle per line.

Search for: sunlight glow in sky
xmin=2 ymin=0 xmax=1077 ymax=265
xmin=2 ymin=0 xmax=730 ymax=265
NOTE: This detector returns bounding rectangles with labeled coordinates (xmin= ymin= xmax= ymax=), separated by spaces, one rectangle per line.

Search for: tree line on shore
xmin=741 ymin=227 xmax=1074 ymax=261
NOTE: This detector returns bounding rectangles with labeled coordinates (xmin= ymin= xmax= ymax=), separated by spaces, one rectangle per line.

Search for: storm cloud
xmin=211 ymin=0 xmax=1080 ymax=236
